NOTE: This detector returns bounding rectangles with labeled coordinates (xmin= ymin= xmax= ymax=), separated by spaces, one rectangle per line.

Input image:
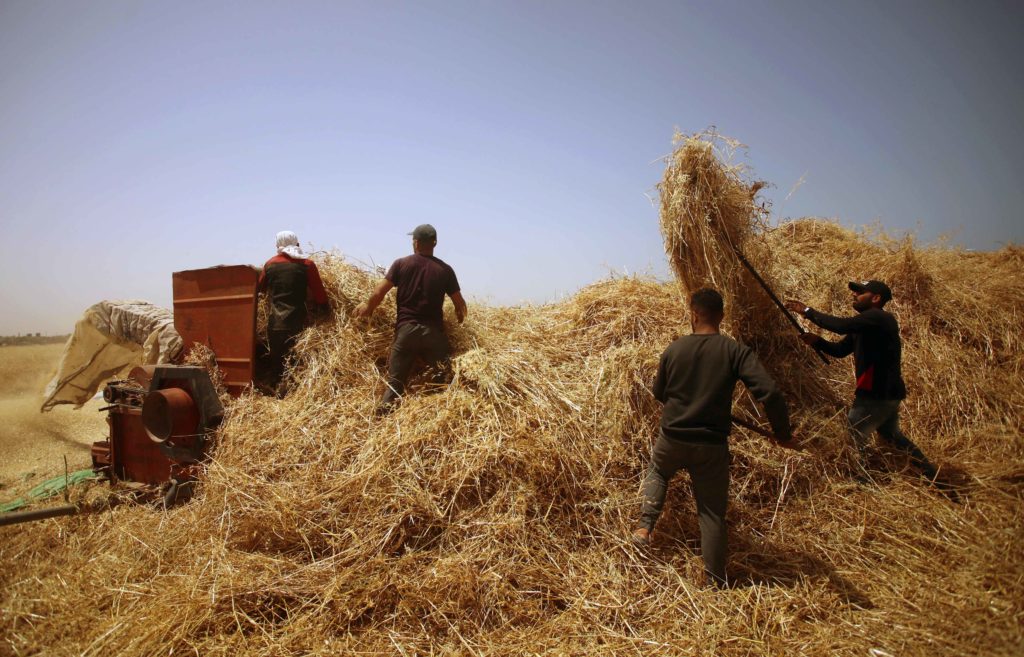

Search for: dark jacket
xmin=258 ymin=254 xmax=330 ymax=332
xmin=805 ymin=307 xmax=907 ymax=400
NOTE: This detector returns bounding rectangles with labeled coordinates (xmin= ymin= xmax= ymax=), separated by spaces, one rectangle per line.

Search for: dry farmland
xmin=0 ymin=343 xmax=106 ymax=495
xmin=1 ymin=133 xmax=1021 ymax=656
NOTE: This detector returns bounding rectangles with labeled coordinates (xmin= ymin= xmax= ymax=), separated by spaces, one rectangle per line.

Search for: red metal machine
xmin=90 ymin=265 xmax=262 ymax=502
xmin=172 ymin=265 xmax=261 ymax=396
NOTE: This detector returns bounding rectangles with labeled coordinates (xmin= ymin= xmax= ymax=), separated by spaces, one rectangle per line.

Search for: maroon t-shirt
xmin=385 ymin=254 xmax=460 ymax=329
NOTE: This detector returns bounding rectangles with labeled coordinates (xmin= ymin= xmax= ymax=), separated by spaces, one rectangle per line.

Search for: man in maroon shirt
xmin=257 ymin=231 xmax=330 ymax=396
xmin=354 ymin=224 xmax=467 ymax=412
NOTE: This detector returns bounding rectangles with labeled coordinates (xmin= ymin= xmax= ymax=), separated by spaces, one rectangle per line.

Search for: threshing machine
xmin=88 ymin=264 xmax=262 ymax=503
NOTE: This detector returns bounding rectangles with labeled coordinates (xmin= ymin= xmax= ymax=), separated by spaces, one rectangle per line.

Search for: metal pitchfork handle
xmin=729 ymin=247 xmax=831 ymax=365
xmin=731 ymin=414 xmax=774 ymax=438
xmin=731 ymin=415 xmax=802 ymax=450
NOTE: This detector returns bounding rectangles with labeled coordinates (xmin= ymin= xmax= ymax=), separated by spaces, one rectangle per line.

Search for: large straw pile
xmin=658 ymin=130 xmax=782 ymax=348
xmin=2 ymin=135 xmax=1022 ymax=656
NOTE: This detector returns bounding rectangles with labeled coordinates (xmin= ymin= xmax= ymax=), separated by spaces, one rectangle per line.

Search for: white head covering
xmin=275 ymin=231 xmax=305 ymax=259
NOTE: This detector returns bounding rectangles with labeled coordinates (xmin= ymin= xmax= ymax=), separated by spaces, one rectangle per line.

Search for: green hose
xmin=0 ymin=469 xmax=97 ymax=513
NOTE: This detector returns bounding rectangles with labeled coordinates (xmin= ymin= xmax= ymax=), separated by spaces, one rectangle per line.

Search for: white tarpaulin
xmin=40 ymin=300 xmax=183 ymax=411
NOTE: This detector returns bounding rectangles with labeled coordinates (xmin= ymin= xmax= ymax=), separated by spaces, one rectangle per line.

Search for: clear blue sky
xmin=2 ymin=0 xmax=1021 ymax=335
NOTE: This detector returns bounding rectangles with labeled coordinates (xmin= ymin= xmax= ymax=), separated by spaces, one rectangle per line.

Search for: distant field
xmin=0 ymin=343 xmax=106 ymax=494
xmin=0 ymin=342 xmax=64 ymax=397
xmin=0 ymin=334 xmax=69 ymax=347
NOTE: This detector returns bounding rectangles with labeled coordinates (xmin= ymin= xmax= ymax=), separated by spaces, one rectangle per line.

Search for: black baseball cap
xmin=409 ymin=224 xmax=437 ymax=241
xmin=849 ymin=280 xmax=892 ymax=303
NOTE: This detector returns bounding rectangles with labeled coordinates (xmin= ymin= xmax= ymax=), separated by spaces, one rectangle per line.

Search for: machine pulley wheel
xmin=142 ymin=388 xmax=200 ymax=444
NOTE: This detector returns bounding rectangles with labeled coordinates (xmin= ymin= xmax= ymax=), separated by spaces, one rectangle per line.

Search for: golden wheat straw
xmin=1 ymin=131 xmax=1021 ymax=656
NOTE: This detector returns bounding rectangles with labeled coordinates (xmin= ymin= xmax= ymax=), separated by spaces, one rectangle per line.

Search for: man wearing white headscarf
xmin=275 ymin=230 xmax=306 ymax=259
xmin=257 ymin=231 xmax=330 ymax=395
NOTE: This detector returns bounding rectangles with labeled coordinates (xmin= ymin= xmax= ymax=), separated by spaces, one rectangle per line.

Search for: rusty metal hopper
xmin=172 ymin=265 xmax=259 ymax=396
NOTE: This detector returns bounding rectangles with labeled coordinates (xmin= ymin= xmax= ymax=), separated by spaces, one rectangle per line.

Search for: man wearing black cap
xmin=354 ymin=224 xmax=467 ymax=411
xmin=785 ymin=281 xmax=939 ymax=481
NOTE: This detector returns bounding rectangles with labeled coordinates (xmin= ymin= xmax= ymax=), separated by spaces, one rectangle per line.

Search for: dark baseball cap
xmin=849 ymin=280 xmax=892 ymax=302
xmin=409 ymin=224 xmax=437 ymax=241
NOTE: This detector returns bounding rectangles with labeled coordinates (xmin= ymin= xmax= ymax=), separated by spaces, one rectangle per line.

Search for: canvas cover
xmin=40 ymin=300 xmax=183 ymax=411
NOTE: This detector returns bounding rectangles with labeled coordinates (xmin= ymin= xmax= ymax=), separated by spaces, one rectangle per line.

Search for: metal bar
xmin=731 ymin=414 xmax=773 ymax=438
xmin=0 ymin=505 xmax=78 ymax=527
xmin=732 ymin=415 xmax=802 ymax=451
xmin=730 ymin=248 xmax=830 ymax=365
xmin=174 ymin=294 xmax=256 ymax=305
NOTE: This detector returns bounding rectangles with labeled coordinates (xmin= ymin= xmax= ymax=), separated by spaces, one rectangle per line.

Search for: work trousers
xmin=267 ymin=327 xmax=301 ymax=391
xmin=640 ymin=432 xmax=730 ymax=585
xmin=848 ymin=398 xmax=937 ymax=478
xmin=381 ymin=322 xmax=451 ymax=408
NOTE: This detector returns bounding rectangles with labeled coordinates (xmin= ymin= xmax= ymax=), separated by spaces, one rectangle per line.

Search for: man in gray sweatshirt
xmin=634 ymin=288 xmax=797 ymax=586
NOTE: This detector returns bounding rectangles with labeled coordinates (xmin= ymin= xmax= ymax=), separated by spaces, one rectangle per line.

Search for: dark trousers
xmin=267 ymin=328 xmax=300 ymax=390
xmin=381 ymin=322 xmax=451 ymax=407
xmin=848 ymin=398 xmax=937 ymax=478
xmin=640 ymin=432 xmax=731 ymax=585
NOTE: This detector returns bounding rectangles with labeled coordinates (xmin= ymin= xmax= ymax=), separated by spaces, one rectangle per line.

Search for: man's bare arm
xmin=450 ymin=291 xmax=467 ymax=324
xmin=354 ymin=279 xmax=395 ymax=319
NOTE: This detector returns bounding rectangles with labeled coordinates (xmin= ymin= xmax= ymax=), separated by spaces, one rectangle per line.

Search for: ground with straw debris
xmin=2 ymin=135 xmax=1021 ymax=656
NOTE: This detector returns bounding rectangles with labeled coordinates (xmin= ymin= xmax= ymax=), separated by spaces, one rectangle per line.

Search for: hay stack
xmin=657 ymin=130 xmax=840 ymax=425
xmin=2 ymin=142 xmax=1022 ymax=655
xmin=658 ymin=130 xmax=782 ymax=346
xmin=766 ymin=219 xmax=1024 ymax=443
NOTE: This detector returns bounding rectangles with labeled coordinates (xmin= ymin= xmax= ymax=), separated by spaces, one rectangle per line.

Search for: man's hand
xmin=784 ymin=299 xmax=808 ymax=315
xmin=312 ymin=303 xmax=332 ymax=324
xmin=774 ymin=435 xmax=803 ymax=451
xmin=798 ymin=332 xmax=819 ymax=346
xmin=354 ymin=279 xmax=393 ymax=323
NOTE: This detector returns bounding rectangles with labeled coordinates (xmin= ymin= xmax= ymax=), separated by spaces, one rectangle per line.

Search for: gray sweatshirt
xmin=653 ymin=333 xmax=791 ymax=444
